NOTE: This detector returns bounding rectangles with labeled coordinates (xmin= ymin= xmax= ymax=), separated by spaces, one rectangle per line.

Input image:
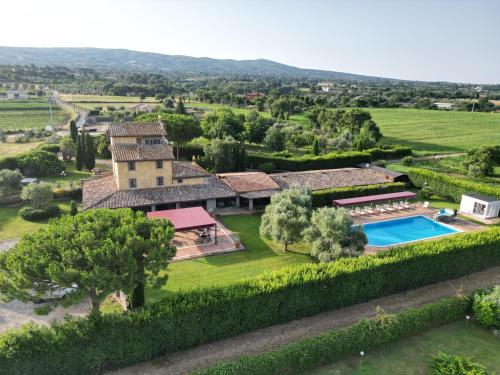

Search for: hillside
xmin=0 ymin=46 xmax=390 ymax=81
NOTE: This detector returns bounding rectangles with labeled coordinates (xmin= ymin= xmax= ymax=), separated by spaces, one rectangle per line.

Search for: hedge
xmin=53 ymin=187 xmax=82 ymax=200
xmin=0 ymin=150 xmax=65 ymax=177
xmin=18 ymin=204 xmax=60 ymax=221
xmin=312 ymin=182 xmax=406 ymax=206
xmin=365 ymin=145 xmax=412 ymax=160
xmin=196 ymin=296 xmax=471 ymax=375
xmin=408 ymin=168 xmax=500 ymax=202
xmin=247 ymin=151 xmax=372 ymax=171
xmin=36 ymin=144 xmax=60 ymax=154
xmin=0 ymin=228 xmax=499 ymax=374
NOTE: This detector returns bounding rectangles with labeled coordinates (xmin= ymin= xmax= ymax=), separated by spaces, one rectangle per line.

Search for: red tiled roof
xmin=110 ymin=143 xmax=175 ymax=161
xmin=147 ymin=207 xmax=216 ymax=231
xmin=217 ymin=172 xmax=279 ymax=193
xmin=109 ymin=122 xmax=165 ymax=137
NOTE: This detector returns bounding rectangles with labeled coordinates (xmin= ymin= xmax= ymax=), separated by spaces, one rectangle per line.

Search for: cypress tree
xmin=84 ymin=133 xmax=96 ymax=171
xmin=175 ymin=97 xmax=186 ymax=115
xmin=75 ymin=133 xmax=83 ymax=171
xmin=69 ymin=120 xmax=78 ymax=143
xmin=312 ymin=138 xmax=320 ymax=156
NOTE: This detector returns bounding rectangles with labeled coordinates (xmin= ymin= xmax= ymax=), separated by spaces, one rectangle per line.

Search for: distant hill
xmin=0 ymin=46 xmax=391 ymax=82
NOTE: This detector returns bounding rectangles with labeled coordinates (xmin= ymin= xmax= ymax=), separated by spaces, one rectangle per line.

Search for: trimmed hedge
xmin=365 ymin=145 xmax=412 ymax=160
xmin=408 ymin=168 xmax=500 ymax=202
xmin=52 ymin=187 xmax=82 ymax=200
xmin=0 ymin=228 xmax=499 ymax=374
xmin=196 ymin=296 xmax=471 ymax=375
xmin=312 ymin=182 xmax=406 ymax=206
xmin=18 ymin=204 xmax=60 ymax=221
xmin=36 ymin=144 xmax=60 ymax=154
xmin=177 ymin=143 xmax=205 ymax=160
xmin=247 ymin=151 xmax=372 ymax=171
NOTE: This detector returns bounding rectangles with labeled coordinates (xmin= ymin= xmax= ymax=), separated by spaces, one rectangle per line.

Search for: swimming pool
xmin=361 ymin=215 xmax=460 ymax=247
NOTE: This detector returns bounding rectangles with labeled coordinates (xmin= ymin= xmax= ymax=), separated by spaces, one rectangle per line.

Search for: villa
xmin=82 ymin=122 xmax=406 ymax=213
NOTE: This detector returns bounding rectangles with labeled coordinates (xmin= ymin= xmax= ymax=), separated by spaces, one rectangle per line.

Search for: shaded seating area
xmin=147 ymin=207 xmax=218 ymax=244
xmin=333 ymin=191 xmax=417 ymax=216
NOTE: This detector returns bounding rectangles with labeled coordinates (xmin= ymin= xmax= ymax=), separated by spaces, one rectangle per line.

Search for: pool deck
xmin=352 ymin=205 xmax=485 ymax=254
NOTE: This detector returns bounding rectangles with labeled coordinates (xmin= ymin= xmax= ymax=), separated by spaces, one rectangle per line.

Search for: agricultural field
xmin=59 ymin=94 xmax=158 ymax=103
xmin=0 ymin=139 xmax=44 ymax=157
xmin=0 ymin=98 xmax=68 ymax=130
xmin=312 ymin=320 xmax=500 ymax=375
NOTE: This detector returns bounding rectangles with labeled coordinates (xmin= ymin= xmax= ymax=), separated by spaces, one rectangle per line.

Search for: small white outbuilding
xmin=459 ymin=194 xmax=500 ymax=219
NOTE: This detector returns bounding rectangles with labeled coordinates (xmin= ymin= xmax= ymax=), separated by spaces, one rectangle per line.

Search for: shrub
xmin=37 ymin=144 xmax=60 ymax=154
xmin=19 ymin=204 xmax=60 ymax=221
xmin=196 ymin=297 xmax=471 ymax=375
xmin=366 ymin=145 xmax=412 ymax=160
xmin=0 ymin=228 xmax=498 ymax=374
xmin=0 ymin=156 xmax=20 ymax=170
xmin=312 ymin=182 xmax=406 ymax=206
xmin=69 ymin=200 xmax=78 ymax=216
xmin=419 ymin=185 xmax=434 ymax=200
xmin=430 ymin=352 xmax=488 ymax=375
xmin=472 ymin=286 xmax=500 ymax=329
xmin=17 ymin=150 xmax=65 ymax=177
xmin=258 ymin=162 xmax=275 ymax=173
xmin=408 ymin=168 xmax=500 ymax=202
xmin=247 ymin=150 xmax=371 ymax=172
xmin=402 ymin=155 xmax=414 ymax=166
xmin=272 ymin=150 xmax=293 ymax=158
xmin=52 ymin=187 xmax=82 ymax=200
xmin=177 ymin=143 xmax=205 ymax=160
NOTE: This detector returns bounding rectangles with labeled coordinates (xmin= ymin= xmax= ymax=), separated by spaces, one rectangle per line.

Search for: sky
xmin=1 ymin=0 xmax=499 ymax=83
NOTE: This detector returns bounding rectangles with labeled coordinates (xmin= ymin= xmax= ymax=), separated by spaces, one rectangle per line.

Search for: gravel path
xmin=110 ymin=266 xmax=500 ymax=375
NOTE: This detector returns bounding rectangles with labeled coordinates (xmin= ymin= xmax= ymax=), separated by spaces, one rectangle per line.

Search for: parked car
xmin=29 ymin=283 xmax=78 ymax=303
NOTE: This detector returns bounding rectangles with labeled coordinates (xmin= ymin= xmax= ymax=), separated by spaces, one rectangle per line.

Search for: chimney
xmin=191 ymin=155 xmax=197 ymax=166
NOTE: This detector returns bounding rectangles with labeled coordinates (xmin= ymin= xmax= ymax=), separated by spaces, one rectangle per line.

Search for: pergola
xmin=333 ymin=191 xmax=417 ymax=207
xmin=147 ymin=207 xmax=218 ymax=243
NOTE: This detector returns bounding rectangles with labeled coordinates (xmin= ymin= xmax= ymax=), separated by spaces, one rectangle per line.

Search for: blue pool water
xmin=361 ymin=215 xmax=460 ymax=247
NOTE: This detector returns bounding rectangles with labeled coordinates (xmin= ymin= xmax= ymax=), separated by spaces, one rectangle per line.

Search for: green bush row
xmin=312 ymin=182 xmax=406 ymax=206
xmin=0 ymin=228 xmax=499 ymax=374
xmin=247 ymin=151 xmax=372 ymax=171
xmin=196 ymin=296 xmax=471 ymax=375
xmin=52 ymin=187 xmax=82 ymax=200
xmin=408 ymin=168 xmax=500 ymax=202
xmin=365 ymin=145 xmax=412 ymax=160
xmin=0 ymin=150 xmax=65 ymax=177
xmin=18 ymin=204 xmax=60 ymax=221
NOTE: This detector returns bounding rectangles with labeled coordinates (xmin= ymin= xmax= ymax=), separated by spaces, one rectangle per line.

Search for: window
xmin=473 ymin=201 xmax=486 ymax=216
xmin=128 ymin=161 xmax=136 ymax=171
xmin=145 ymin=138 xmax=161 ymax=145
xmin=128 ymin=178 xmax=137 ymax=189
xmin=176 ymin=178 xmax=183 ymax=184
xmin=156 ymin=160 xmax=163 ymax=169
xmin=136 ymin=138 xmax=142 ymax=144
xmin=156 ymin=176 xmax=164 ymax=186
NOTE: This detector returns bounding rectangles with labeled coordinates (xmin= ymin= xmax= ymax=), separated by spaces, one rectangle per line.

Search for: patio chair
xmin=364 ymin=206 xmax=374 ymax=214
xmin=422 ymin=201 xmax=430 ymax=208
xmin=393 ymin=201 xmax=402 ymax=210
xmin=376 ymin=204 xmax=385 ymax=212
xmin=385 ymin=203 xmax=395 ymax=212
xmin=356 ymin=207 xmax=365 ymax=215
xmin=400 ymin=200 xmax=410 ymax=209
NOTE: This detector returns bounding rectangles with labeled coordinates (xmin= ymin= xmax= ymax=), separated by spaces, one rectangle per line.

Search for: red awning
xmin=147 ymin=207 xmax=216 ymax=231
xmin=333 ymin=191 xmax=417 ymax=207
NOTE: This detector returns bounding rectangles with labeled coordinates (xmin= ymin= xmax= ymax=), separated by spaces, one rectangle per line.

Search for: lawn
xmin=145 ymin=214 xmax=313 ymax=302
xmin=0 ymin=201 xmax=76 ymax=241
xmin=311 ymin=321 xmax=500 ymax=375
xmin=0 ymin=139 xmax=45 ymax=157
xmin=0 ymin=98 xmax=68 ymax=130
xmin=42 ymin=161 xmax=93 ymax=187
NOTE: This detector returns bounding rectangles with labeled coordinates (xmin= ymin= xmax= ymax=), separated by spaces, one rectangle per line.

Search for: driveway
xmin=0 ymin=299 xmax=90 ymax=334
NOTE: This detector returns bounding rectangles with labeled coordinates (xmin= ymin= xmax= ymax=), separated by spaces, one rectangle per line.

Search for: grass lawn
xmin=0 ymin=200 xmax=77 ymax=241
xmin=42 ymin=161 xmax=93 ymax=187
xmin=0 ymin=139 xmax=45 ymax=156
xmin=145 ymin=214 xmax=313 ymax=302
xmin=311 ymin=321 xmax=500 ymax=375
xmin=0 ymin=98 xmax=68 ymax=130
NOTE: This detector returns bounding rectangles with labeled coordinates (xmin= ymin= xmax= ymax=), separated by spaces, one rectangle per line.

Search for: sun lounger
xmin=364 ymin=206 xmax=374 ymax=214
xmin=422 ymin=201 xmax=429 ymax=208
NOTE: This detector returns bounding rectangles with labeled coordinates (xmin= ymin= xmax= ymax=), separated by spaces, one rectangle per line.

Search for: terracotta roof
xmin=109 ymin=122 xmax=165 ymax=137
xmin=217 ymin=172 xmax=280 ymax=193
xmin=111 ymin=143 xmax=174 ymax=162
xmin=82 ymin=176 xmax=235 ymax=210
xmin=173 ymin=161 xmax=209 ymax=178
xmin=270 ymin=168 xmax=387 ymax=191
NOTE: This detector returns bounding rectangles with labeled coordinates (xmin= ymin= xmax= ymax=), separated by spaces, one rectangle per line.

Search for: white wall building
xmin=459 ymin=194 xmax=500 ymax=219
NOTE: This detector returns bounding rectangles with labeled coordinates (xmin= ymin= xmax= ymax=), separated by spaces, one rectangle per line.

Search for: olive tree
xmin=303 ymin=207 xmax=367 ymax=262
xmin=0 ymin=169 xmax=23 ymax=196
xmin=21 ymin=182 xmax=53 ymax=209
xmin=0 ymin=208 xmax=176 ymax=311
xmin=260 ymin=187 xmax=311 ymax=251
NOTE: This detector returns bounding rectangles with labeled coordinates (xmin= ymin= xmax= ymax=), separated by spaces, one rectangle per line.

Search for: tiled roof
xmin=173 ymin=161 xmax=209 ymax=178
xmin=217 ymin=172 xmax=280 ymax=193
xmin=111 ymin=143 xmax=175 ymax=161
xmin=83 ymin=176 xmax=235 ymax=210
xmin=270 ymin=168 xmax=387 ymax=191
xmin=109 ymin=122 xmax=165 ymax=137
xmin=82 ymin=174 xmax=118 ymax=210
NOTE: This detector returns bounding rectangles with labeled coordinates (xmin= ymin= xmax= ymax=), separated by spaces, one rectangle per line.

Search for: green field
xmin=0 ymin=139 xmax=45 ymax=156
xmin=312 ymin=321 xmax=500 ymax=375
xmin=60 ymin=94 xmax=157 ymax=103
xmin=146 ymin=214 xmax=312 ymax=302
xmin=0 ymin=98 xmax=68 ymax=130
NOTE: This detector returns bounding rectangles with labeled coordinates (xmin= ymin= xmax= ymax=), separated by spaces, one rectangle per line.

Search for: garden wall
xmin=0 ymin=228 xmax=499 ymax=374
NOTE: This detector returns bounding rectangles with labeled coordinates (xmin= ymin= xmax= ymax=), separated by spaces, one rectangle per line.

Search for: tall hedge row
xmin=0 ymin=228 xmax=499 ymax=374
xmin=365 ymin=145 xmax=412 ymax=160
xmin=247 ymin=151 xmax=372 ymax=171
xmin=408 ymin=168 xmax=500 ymax=202
xmin=196 ymin=296 xmax=471 ymax=375
xmin=312 ymin=182 xmax=406 ymax=206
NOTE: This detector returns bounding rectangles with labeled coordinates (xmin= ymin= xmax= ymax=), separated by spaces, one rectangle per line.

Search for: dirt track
xmin=110 ymin=266 xmax=500 ymax=375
